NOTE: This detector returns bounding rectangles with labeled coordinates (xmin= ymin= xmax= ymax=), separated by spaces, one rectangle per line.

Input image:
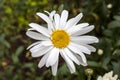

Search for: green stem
xmin=87 ymin=75 xmax=91 ymax=80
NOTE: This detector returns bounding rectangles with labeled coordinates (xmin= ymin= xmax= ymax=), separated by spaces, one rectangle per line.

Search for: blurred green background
xmin=0 ymin=0 xmax=120 ymax=80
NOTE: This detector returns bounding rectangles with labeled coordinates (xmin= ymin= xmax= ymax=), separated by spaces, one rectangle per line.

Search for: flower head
xmin=26 ymin=10 xmax=99 ymax=76
xmin=97 ymin=71 xmax=119 ymax=80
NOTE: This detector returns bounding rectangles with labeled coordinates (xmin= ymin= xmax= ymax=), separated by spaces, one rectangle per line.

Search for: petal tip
xmin=95 ymin=38 xmax=99 ymax=43
xmin=36 ymin=12 xmax=43 ymax=17
xmin=63 ymin=10 xmax=68 ymax=13
xmin=52 ymin=73 xmax=57 ymax=76
xmin=28 ymin=23 xmax=34 ymax=26
xmin=91 ymin=25 xmax=95 ymax=28
xmin=38 ymin=64 xmax=42 ymax=68
xmin=79 ymin=13 xmax=83 ymax=17
xmin=36 ymin=12 xmax=40 ymax=15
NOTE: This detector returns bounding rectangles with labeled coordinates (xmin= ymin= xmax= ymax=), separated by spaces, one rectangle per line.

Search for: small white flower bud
xmin=107 ymin=3 xmax=113 ymax=9
xmin=98 ymin=49 xmax=103 ymax=55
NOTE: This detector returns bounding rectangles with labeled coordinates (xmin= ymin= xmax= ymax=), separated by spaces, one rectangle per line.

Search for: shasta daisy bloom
xmin=26 ymin=10 xmax=99 ymax=76
xmin=97 ymin=71 xmax=119 ymax=80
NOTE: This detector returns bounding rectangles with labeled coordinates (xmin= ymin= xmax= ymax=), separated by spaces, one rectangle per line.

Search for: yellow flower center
xmin=51 ymin=30 xmax=70 ymax=48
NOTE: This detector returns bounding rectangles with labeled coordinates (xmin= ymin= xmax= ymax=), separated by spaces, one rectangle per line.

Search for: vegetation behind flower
xmin=0 ymin=0 xmax=120 ymax=80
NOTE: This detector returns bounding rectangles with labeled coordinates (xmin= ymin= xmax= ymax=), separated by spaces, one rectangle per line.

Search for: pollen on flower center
xmin=51 ymin=30 xmax=70 ymax=48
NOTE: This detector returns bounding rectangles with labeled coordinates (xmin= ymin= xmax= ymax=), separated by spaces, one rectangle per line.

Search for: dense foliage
xmin=0 ymin=0 xmax=120 ymax=80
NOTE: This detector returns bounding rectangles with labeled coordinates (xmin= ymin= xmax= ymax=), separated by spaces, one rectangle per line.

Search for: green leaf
xmin=35 ymin=77 xmax=42 ymax=80
xmin=12 ymin=54 xmax=19 ymax=64
xmin=12 ymin=46 xmax=24 ymax=64
xmin=102 ymin=2 xmax=108 ymax=16
xmin=102 ymin=57 xmax=111 ymax=70
xmin=88 ymin=61 xmax=101 ymax=67
xmin=22 ymin=63 xmax=36 ymax=72
xmin=15 ymin=46 xmax=24 ymax=56
xmin=58 ymin=4 xmax=64 ymax=13
xmin=103 ymin=29 xmax=113 ymax=37
xmin=108 ymin=20 xmax=120 ymax=29
xmin=114 ymin=15 xmax=120 ymax=21
xmin=10 ymin=35 xmax=21 ymax=42
xmin=23 ymin=63 xmax=34 ymax=68
xmin=3 ymin=40 xmax=11 ymax=48
xmin=115 ymin=40 xmax=120 ymax=46
xmin=112 ymin=61 xmax=120 ymax=77
xmin=113 ymin=49 xmax=120 ymax=55
xmin=58 ymin=63 xmax=69 ymax=75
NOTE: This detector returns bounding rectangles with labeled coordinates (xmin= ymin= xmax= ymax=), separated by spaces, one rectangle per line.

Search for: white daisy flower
xmin=26 ymin=10 xmax=99 ymax=76
xmin=97 ymin=71 xmax=119 ymax=80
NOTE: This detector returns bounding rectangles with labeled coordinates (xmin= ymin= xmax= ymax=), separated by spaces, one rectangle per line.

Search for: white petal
xmin=38 ymin=52 xmax=50 ymax=68
xmin=107 ymin=71 xmax=113 ymax=77
xmin=26 ymin=30 xmax=48 ymax=40
xmin=60 ymin=50 xmax=76 ymax=73
xmin=82 ymin=44 xmax=96 ymax=52
xmin=50 ymin=11 xmax=56 ymax=22
xmin=72 ymin=25 xmax=94 ymax=36
xmin=28 ymin=28 xmax=35 ymax=31
xmin=65 ymin=13 xmax=83 ymax=29
xmin=44 ymin=10 xmax=56 ymax=22
xmin=51 ymin=60 xmax=58 ymax=76
xmin=63 ymin=48 xmax=80 ymax=65
xmin=69 ymin=42 xmax=91 ymax=54
xmin=74 ymin=13 xmax=83 ymax=24
xmin=46 ymin=48 xmax=59 ymax=67
xmin=60 ymin=10 xmax=68 ymax=28
xmin=97 ymin=76 xmax=103 ymax=80
xmin=74 ymin=54 xmax=87 ymax=66
xmin=41 ymin=40 xmax=53 ymax=46
xmin=30 ymin=43 xmax=42 ymax=53
xmin=65 ymin=18 xmax=76 ymax=29
xmin=36 ymin=12 xmax=52 ymax=24
xmin=67 ymin=23 xmax=89 ymax=35
xmin=68 ymin=43 xmax=87 ymax=63
xmin=71 ymin=36 xmax=99 ymax=44
xmin=44 ymin=10 xmax=56 ymax=17
xmin=70 ymin=40 xmax=96 ymax=52
xmin=31 ymin=46 xmax=53 ymax=57
xmin=54 ymin=14 xmax=60 ymax=29
xmin=50 ymin=10 xmax=56 ymax=18
xmin=27 ymin=41 xmax=41 ymax=50
xmin=36 ymin=12 xmax=54 ymax=30
xmin=113 ymin=75 xmax=118 ymax=79
xmin=44 ymin=11 xmax=50 ymax=14
xmin=29 ymin=23 xmax=50 ymax=37
xmin=30 ymin=40 xmax=52 ymax=53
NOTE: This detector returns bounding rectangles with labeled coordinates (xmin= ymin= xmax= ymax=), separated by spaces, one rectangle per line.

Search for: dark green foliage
xmin=0 ymin=0 xmax=120 ymax=80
